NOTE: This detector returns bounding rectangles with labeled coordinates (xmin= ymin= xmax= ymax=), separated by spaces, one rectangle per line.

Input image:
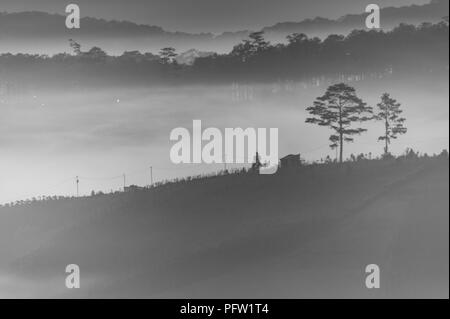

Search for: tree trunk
xmin=339 ymin=104 xmax=343 ymax=163
xmin=385 ymin=116 xmax=389 ymax=155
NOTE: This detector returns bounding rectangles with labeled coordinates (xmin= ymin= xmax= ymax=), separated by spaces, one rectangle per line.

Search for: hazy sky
xmin=1 ymin=77 xmax=448 ymax=204
xmin=0 ymin=0 xmax=431 ymax=33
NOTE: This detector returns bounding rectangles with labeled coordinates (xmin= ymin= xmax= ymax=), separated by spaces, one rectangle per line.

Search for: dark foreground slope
xmin=0 ymin=157 xmax=448 ymax=298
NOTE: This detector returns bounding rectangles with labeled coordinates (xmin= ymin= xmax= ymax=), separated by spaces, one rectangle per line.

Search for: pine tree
xmin=69 ymin=39 xmax=81 ymax=55
xmin=376 ymin=93 xmax=407 ymax=155
xmin=231 ymin=31 xmax=270 ymax=61
xmin=248 ymin=31 xmax=270 ymax=53
xmin=306 ymin=83 xmax=373 ymax=163
xmin=158 ymin=47 xmax=177 ymax=65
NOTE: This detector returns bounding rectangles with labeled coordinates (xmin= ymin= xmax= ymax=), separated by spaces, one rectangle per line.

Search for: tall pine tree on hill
xmin=306 ymin=83 xmax=373 ymax=163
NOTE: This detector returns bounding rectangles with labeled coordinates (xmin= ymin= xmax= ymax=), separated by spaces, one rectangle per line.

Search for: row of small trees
xmin=70 ymin=39 xmax=179 ymax=65
xmin=306 ymin=83 xmax=407 ymax=162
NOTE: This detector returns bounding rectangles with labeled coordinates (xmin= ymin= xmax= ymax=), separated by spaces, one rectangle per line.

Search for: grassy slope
xmin=0 ymin=157 xmax=448 ymax=298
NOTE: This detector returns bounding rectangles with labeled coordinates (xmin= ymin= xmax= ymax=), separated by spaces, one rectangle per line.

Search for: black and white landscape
xmin=0 ymin=0 xmax=448 ymax=298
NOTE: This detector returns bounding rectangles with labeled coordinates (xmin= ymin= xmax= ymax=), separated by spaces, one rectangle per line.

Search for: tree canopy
xmin=306 ymin=83 xmax=373 ymax=163
xmin=376 ymin=93 xmax=407 ymax=155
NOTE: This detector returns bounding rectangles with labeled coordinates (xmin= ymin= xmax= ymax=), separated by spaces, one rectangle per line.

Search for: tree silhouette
xmin=375 ymin=93 xmax=407 ymax=155
xmin=248 ymin=31 xmax=270 ymax=52
xmin=158 ymin=47 xmax=177 ymax=65
xmin=69 ymin=39 xmax=81 ymax=55
xmin=306 ymin=83 xmax=373 ymax=163
xmin=250 ymin=151 xmax=263 ymax=174
xmin=287 ymin=33 xmax=308 ymax=45
xmin=85 ymin=46 xmax=107 ymax=61
xmin=231 ymin=31 xmax=270 ymax=61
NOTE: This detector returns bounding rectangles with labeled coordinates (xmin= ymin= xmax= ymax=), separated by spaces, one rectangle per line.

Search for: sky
xmin=0 ymin=0 xmax=431 ymax=33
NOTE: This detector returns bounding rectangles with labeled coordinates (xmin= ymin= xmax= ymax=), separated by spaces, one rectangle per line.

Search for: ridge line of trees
xmin=0 ymin=21 xmax=448 ymax=87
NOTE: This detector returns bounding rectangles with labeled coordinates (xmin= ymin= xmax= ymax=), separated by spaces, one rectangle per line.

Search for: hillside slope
xmin=0 ymin=157 xmax=448 ymax=298
xmin=0 ymin=0 xmax=447 ymax=54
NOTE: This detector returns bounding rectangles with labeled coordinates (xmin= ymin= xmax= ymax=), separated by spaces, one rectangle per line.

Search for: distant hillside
xmin=1 ymin=21 xmax=447 ymax=88
xmin=262 ymin=0 xmax=449 ymax=39
xmin=0 ymin=155 xmax=448 ymax=298
xmin=0 ymin=0 xmax=447 ymax=54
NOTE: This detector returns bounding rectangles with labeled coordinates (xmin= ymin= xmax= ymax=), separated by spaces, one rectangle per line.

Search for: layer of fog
xmin=1 ymin=75 xmax=448 ymax=204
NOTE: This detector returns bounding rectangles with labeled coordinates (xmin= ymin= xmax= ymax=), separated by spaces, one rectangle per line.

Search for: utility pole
xmin=123 ymin=174 xmax=126 ymax=192
xmin=76 ymin=176 xmax=79 ymax=197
